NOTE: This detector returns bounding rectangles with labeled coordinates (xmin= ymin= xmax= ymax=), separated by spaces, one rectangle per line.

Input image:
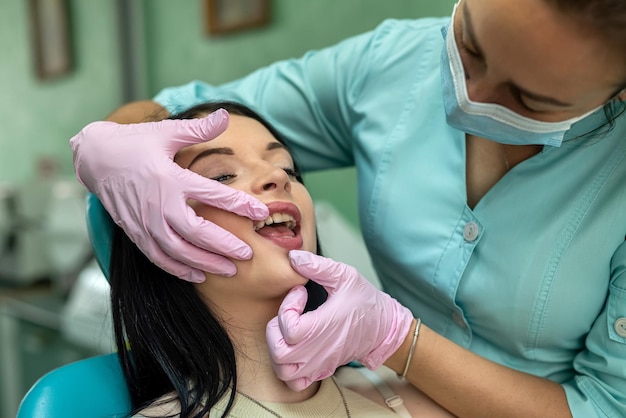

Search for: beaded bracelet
xmin=398 ymin=317 xmax=421 ymax=380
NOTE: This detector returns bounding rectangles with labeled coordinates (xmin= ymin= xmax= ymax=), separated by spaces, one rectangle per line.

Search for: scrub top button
xmin=615 ymin=318 xmax=626 ymax=338
xmin=463 ymin=222 xmax=480 ymax=242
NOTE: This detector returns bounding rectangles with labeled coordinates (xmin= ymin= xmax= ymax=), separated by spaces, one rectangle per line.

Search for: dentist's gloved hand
xmin=267 ymin=250 xmax=414 ymax=391
xmin=70 ymin=109 xmax=269 ymax=282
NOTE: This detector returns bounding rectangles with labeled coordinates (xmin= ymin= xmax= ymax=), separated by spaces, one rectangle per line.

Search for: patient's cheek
xmin=186 ymin=199 xmax=203 ymax=215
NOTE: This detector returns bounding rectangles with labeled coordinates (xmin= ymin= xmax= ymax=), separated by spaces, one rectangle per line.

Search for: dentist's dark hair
xmin=543 ymin=0 xmax=626 ymax=48
xmin=543 ymin=0 xmax=626 ymax=132
xmin=110 ymin=101 xmax=326 ymax=418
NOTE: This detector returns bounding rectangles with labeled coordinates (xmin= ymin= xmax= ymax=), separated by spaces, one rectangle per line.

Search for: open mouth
xmin=254 ymin=202 xmax=303 ymax=250
xmin=254 ymin=212 xmax=298 ymax=233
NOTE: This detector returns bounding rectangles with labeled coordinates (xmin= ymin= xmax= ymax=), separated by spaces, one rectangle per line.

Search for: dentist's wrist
xmin=384 ymin=317 xmax=420 ymax=375
xmin=398 ymin=317 xmax=421 ymax=379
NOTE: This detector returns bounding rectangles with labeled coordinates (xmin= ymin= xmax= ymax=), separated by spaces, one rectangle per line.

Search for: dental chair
xmin=17 ymin=194 xmax=131 ymax=418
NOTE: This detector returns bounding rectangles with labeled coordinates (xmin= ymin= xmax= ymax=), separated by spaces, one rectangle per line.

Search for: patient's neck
xmin=216 ymin=298 xmax=321 ymax=403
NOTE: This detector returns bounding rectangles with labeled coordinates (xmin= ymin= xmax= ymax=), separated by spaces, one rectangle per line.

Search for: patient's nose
xmin=256 ymin=165 xmax=291 ymax=194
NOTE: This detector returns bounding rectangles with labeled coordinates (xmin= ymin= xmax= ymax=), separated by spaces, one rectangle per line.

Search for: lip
xmin=256 ymin=201 xmax=303 ymax=250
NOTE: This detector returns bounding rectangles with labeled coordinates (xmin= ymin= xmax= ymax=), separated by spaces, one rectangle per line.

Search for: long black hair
xmin=110 ymin=102 xmax=326 ymax=417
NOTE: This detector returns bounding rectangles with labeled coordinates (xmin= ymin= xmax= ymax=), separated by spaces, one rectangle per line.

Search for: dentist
xmin=71 ymin=0 xmax=626 ymax=416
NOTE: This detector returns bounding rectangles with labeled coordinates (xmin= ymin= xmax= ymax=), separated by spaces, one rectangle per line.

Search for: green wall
xmin=142 ymin=0 xmax=455 ymax=227
xmin=0 ymin=1 xmax=121 ymax=184
xmin=0 ymin=0 xmax=455 ymax=225
xmin=143 ymin=0 xmax=455 ymax=89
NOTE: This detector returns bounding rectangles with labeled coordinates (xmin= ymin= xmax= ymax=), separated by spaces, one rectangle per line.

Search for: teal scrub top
xmin=154 ymin=17 xmax=626 ymax=417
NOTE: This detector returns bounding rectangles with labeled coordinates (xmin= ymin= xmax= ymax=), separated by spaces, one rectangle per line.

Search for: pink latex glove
xmin=70 ymin=109 xmax=269 ymax=282
xmin=267 ymin=250 xmax=414 ymax=391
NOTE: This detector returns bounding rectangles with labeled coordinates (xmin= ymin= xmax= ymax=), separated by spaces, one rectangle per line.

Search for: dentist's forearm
xmin=105 ymin=100 xmax=169 ymax=124
xmin=385 ymin=323 xmax=572 ymax=418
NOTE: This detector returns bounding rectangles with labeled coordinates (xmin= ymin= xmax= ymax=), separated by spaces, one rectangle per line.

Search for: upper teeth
xmin=254 ymin=213 xmax=297 ymax=230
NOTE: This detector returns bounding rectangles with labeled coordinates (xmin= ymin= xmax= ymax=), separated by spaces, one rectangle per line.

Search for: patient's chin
xmin=274 ymin=265 xmax=309 ymax=290
xmin=228 ymin=255 xmax=306 ymax=291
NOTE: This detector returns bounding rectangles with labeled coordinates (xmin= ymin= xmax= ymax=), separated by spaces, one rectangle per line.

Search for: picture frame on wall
xmin=29 ymin=0 xmax=73 ymax=80
xmin=205 ymin=0 xmax=271 ymax=35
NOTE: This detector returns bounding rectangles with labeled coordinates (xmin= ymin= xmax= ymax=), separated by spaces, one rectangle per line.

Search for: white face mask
xmin=440 ymin=3 xmax=604 ymax=147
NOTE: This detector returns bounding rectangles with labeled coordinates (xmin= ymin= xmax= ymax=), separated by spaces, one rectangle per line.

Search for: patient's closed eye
xmin=210 ymin=173 xmax=236 ymax=183
xmin=283 ymin=167 xmax=299 ymax=179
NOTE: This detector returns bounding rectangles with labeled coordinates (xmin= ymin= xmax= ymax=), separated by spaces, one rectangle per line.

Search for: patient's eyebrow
xmin=266 ymin=142 xmax=287 ymax=151
xmin=188 ymin=147 xmax=233 ymax=169
xmin=187 ymin=141 xmax=288 ymax=169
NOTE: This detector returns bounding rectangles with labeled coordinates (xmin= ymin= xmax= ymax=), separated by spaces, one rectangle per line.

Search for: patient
xmin=110 ymin=102 xmax=453 ymax=417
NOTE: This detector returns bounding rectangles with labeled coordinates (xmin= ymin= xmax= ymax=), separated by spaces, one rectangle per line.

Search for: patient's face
xmin=175 ymin=114 xmax=317 ymax=301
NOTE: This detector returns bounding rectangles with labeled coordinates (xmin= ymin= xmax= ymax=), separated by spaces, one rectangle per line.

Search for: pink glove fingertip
xmin=241 ymin=199 xmax=270 ymax=221
xmin=285 ymin=377 xmax=313 ymax=392
xmin=288 ymin=251 xmax=340 ymax=290
xmin=269 ymin=357 xmax=301 ymax=381
xmin=183 ymin=168 xmax=269 ymax=222
xmin=183 ymin=269 xmax=208 ymax=283
xmin=278 ymin=285 xmax=308 ymax=317
xmin=277 ymin=286 xmax=310 ymax=344
xmin=288 ymin=250 xmax=314 ymax=267
xmin=220 ymin=238 xmax=253 ymax=261
xmin=197 ymin=108 xmax=229 ymax=139
xmin=266 ymin=317 xmax=284 ymax=353
xmin=205 ymin=260 xmax=237 ymax=277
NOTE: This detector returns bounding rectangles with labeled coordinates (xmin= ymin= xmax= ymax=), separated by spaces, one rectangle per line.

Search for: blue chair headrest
xmin=17 ymin=353 xmax=131 ymax=417
xmin=85 ymin=193 xmax=114 ymax=281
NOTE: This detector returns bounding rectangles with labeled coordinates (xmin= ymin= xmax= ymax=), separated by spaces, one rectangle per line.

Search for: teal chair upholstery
xmin=84 ymin=192 xmax=115 ymax=280
xmin=17 ymin=353 xmax=130 ymax=418
xmin=17 ymin=194 xmax=131 ymax=417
